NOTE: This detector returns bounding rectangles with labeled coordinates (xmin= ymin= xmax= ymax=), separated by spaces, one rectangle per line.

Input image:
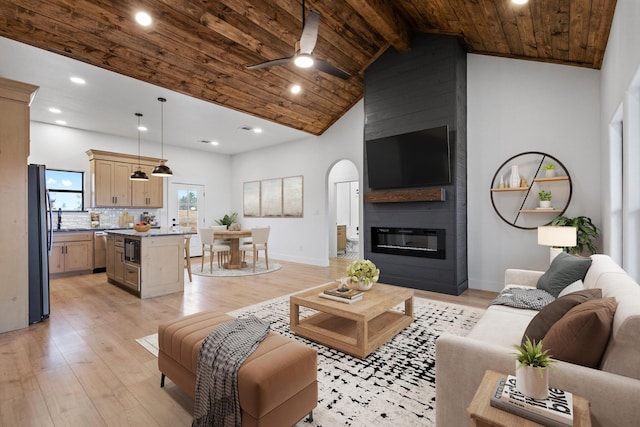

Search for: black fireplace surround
xmin=371 ymin=227 xmax=446 ymax=259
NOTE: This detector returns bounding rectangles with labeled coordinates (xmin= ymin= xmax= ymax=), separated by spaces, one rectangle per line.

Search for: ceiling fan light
xmin=294 ymin=54 xmax=314 ymax=68
xmin=130 ymin=169 xmax=149 ymax=181
xmin=152 ymin=161 xmax=173 ymax=177
xmin=512 ymin=0 xmax=528 ymax=4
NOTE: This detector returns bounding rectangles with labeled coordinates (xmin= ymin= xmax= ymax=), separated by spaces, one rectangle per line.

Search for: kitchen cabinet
xmin=337 ymin=225 xmax=346 ymax=254
xmin=131 ymin=164 xmax=163 ymax=207
xmin=87 ymin=149 xmax=164 ymax=208
xmin=105 ymin=230 xmax=185 ymax=298
xmin=50 ymin=232 xmax=94 ymax=276
xmin=92 ymin=159 xmax=132 ymax=206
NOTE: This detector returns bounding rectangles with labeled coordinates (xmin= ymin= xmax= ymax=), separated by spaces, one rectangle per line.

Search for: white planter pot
xmin=515 ymin=363 xmax=549 ymax=399
xmin=545 ymin=169 xmax=555 ymax=177
xmin=354 ymin=280 xmax=373 ymax=291
xmin=539 ymin=200 xmax=552 ymax=209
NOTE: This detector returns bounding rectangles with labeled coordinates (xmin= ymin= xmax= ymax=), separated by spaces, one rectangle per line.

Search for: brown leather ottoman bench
xmin=158 ymin=311 xmax=317 ymax=427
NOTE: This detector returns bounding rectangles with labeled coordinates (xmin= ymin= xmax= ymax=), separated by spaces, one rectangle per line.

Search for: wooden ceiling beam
xmin=344 ymin=0 xmax=411 ymax=51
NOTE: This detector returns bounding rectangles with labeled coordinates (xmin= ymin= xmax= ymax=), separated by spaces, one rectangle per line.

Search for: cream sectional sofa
xmin=435 ymin=254 xmax=640 ymax=427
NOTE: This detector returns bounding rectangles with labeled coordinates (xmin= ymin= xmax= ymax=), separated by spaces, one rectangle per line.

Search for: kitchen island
xmin=105 ymin=228 xmax=190 ymax=298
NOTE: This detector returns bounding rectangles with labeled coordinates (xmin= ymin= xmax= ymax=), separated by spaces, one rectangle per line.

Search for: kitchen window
xmin=46 ymin=169 xmax=85 ymax=211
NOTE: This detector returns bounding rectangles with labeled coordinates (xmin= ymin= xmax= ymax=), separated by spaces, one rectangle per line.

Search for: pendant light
xmin=130 ymin=112 xmax=149 ymax=181
xmin=152 ymin=97 xmax=173 ymax=177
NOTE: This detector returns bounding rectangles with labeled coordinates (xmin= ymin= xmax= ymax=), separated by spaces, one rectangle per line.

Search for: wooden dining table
xmin=213 ymin=229 xmax=252 ymax=269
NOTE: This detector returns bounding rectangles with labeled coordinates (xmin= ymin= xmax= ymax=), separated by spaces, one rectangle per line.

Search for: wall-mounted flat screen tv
xmin=366 ymin=125 xmax=451 ymax=190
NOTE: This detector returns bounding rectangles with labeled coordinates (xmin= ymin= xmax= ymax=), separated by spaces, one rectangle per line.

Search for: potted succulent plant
xmin=542 ymin=163 xmax=557 ymax=177
xmin=550 ymin=215 xmax=600 ymax=255
xmin=514 ymin=337 xmax=555 ymax=399
xmin=538 ymin=190 xmax=552 ymax=209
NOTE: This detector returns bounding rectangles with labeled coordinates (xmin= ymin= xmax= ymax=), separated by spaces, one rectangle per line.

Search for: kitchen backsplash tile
xmin=56 ymin=209 xmax=160 ymax=230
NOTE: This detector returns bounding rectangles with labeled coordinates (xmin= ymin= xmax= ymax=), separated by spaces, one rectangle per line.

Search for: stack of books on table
xmin=319 ymin=287 xmax=364 ymax=304
xmin=490 ymin=375 xmax=574 ymax=427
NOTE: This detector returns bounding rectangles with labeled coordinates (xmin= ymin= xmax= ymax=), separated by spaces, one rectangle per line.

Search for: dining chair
xmin=239 ymin=226 xmax=270 ymax=272
xmin=200 ymin=227 xmax=230 ymax=271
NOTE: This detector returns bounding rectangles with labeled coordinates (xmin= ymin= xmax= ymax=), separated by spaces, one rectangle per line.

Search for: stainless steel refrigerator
xmin=28 ymin=164 xmax=51 ymax=324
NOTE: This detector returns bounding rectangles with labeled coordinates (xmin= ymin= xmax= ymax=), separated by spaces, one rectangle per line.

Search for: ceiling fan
xmin=246 ymin=0 xmax=351 ymax=80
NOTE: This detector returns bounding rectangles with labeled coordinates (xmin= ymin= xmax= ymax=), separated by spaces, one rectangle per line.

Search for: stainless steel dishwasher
xmin=94 ymin=231 xmax=107 ymax=272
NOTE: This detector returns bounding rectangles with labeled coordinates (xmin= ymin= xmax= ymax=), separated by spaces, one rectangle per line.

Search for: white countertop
xmin=104 ymin=228 xmax=193 ymax=237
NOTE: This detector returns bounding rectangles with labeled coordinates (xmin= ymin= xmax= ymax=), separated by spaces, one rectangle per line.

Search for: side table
xmin=467 ymin=370 xmax=592 ymax=427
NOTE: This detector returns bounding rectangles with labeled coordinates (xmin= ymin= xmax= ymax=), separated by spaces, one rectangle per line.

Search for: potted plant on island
xmin=215 ymin=212 xmax=238 ymax=229
xmin=514 ymin=337 xmax=555 ymax=399
xmin=347 ymin=259 xmax=380 ymax=291
xmin=538 ymin=190 xmax=552 ymax=209
xmin=550 ymin=215 xmax=600 ymax=255
xmin=542 ymin=163 xmax=557 ymax=177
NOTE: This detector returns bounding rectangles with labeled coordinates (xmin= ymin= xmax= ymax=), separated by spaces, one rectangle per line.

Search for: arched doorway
xmin=327 ymin=160 xmax=360 ymax=259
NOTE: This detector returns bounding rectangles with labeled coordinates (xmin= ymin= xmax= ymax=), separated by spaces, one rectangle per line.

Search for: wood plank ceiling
xmin=0 ymin=0 xmax=616 ymax=135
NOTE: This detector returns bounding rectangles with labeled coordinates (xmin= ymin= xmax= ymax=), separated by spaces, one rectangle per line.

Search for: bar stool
xmin=184 ymin=235 xmax=192 ymax=282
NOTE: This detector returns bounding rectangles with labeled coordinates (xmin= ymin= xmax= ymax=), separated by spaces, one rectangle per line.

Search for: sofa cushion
xmin=543 ymin=297 xmax=617 ymax=368
xmin=536 ymin=252 xmax=592 ymax=297
xmin=521 ymin=288 xmax=602 ymax=345
xmin=558 ymin=280 xmax=585 ymax=297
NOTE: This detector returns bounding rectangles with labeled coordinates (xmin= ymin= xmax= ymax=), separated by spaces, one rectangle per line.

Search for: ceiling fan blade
xmin=246 ymin=57 xmax=294 ymax=70
xmin=299 ymin=11 xmax=320 ymax=54
xmin=314 ymin=58 xmax=351 ymax=80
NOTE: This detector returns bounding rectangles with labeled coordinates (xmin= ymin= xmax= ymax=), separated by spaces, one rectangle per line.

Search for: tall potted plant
xmin=550 ymin=216 xmax=599 ymax=255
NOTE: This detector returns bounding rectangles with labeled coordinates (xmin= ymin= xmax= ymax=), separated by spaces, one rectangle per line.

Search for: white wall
xmin=600 ymin=0 xmax=640 ymax=278
xmin=467 ymin=55 xmax=601 ymax=291
xmin=231 ymin=101 xmax=364 ymax=266
xmin=29 ymin=122 xmax=233 ymax=228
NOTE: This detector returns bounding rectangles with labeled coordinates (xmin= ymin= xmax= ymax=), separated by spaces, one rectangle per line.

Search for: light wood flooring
xmin=0 ymin=257 xmax=495 ymax=426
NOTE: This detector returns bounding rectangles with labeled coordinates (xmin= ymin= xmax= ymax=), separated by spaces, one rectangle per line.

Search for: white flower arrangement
xmin=347 ymin=259 xmax=380 ymax=286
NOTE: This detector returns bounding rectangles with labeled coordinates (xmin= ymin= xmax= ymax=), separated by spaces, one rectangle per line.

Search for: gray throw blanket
xmin=490 ymin=287 xmax=555 ymax=310
xmin=192 ymin=316 xmax=270 ymax=427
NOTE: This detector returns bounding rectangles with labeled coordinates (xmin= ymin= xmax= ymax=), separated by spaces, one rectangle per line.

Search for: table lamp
xmin=537 ymin=226 xmax=577 ymax=263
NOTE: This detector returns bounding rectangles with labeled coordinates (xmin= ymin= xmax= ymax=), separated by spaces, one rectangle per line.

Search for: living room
xmin=2 ymin=0 xmax=640 ymax=425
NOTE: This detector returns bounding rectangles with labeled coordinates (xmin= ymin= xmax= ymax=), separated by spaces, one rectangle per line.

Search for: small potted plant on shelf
xmin=514 ymin=337 xmax=556 ymax=399
xmin=542 ymin=163 xmax=557 ymax=177
xmin=538 ymin=190 xmax=552 ymax=209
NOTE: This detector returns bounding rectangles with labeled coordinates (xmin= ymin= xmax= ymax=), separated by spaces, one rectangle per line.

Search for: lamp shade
xmin=537 ymin=226 xmax=577 ymax=247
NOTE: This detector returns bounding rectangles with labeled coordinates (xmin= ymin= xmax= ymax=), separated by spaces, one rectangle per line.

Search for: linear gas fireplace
xmin=371 ymin=227 xmax=445 ymax=259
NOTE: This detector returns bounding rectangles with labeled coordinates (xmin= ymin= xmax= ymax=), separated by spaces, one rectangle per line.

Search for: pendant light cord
xmin=136 ymin=112 xmax=143 ymax=168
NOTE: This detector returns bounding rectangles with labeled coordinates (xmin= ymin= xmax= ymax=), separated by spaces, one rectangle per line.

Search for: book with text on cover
xmin=490 ymin=376 xmax=573 ymax=427
xmin=323 ymin=287 xmax=364 ymax=299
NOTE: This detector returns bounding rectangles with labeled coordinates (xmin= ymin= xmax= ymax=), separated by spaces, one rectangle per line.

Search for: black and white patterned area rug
xmin=227 ymin=294 xmax=485 ymax=427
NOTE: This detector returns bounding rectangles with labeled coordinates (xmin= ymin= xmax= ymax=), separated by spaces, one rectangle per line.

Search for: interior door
xmin=169 ymin=183 xmax=205 ymax=256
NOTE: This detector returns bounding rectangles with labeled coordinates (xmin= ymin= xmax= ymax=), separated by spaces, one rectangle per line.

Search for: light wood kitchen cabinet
xmin=131 ymin=164 xmax=163 ymax=207
xmin=87 ymin=149 xmax=165 ymax=208
xmin=50 ymin=232 xmax=94 ymax=276
xmin=337 ymin=225 xmax=346 ymax=254
xmin=106 ymin=234 xmax=125 ymax=283
xmin=93 ymin=159 xmax=132 ymax=206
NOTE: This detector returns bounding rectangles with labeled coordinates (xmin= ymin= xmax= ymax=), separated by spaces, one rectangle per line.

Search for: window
xmin=46 ymin=169 xmax=85 ymax=211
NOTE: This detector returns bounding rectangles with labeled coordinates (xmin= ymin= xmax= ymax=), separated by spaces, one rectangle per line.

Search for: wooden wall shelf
xmin=365 ymin=187 xmax=446 ymax=203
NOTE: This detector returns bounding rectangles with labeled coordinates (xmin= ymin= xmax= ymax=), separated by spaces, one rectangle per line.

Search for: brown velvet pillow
xmin=522 ymin=288 xmax=602 ymax=345
xmin=542 ymin=297 xmax=617 ymax=368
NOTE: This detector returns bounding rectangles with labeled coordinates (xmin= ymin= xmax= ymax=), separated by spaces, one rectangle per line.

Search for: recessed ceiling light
xmin=253 ymin=128 xmax=263 ymax=134
xmin=49 ymin=107 xmax=62 ymax=113
xmin=200 ymin=140 xmax=219 ymax=146
xmin=55 ymin=120 xmax=67 ymax=125
xmin=135 ymin=11 xmax=152 ymax=26
xmin=512 ymin=0 xmax=528 ymax=4
xmin=290 ymin=84 xmax=302 ymax=94
xmin=138 ymin=126 xmax=147 ymax=132
xmin=210 ymin=141 xmax=219 ymax=146
xmin=70 ymin=76 xmax=86 ymax=85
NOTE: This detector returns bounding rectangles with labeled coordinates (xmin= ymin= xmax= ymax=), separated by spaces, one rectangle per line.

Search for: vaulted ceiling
xmin=0 ymin=0 xmax=616 ymax=136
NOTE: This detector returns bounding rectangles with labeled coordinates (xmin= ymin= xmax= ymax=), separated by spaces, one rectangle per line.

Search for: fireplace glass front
xmin=371 ymin=227 xmax=445 ymax=259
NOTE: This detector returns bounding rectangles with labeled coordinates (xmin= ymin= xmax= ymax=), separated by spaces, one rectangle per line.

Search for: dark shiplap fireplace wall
xmin=363 ymin=34 xmax=467 ymax=295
